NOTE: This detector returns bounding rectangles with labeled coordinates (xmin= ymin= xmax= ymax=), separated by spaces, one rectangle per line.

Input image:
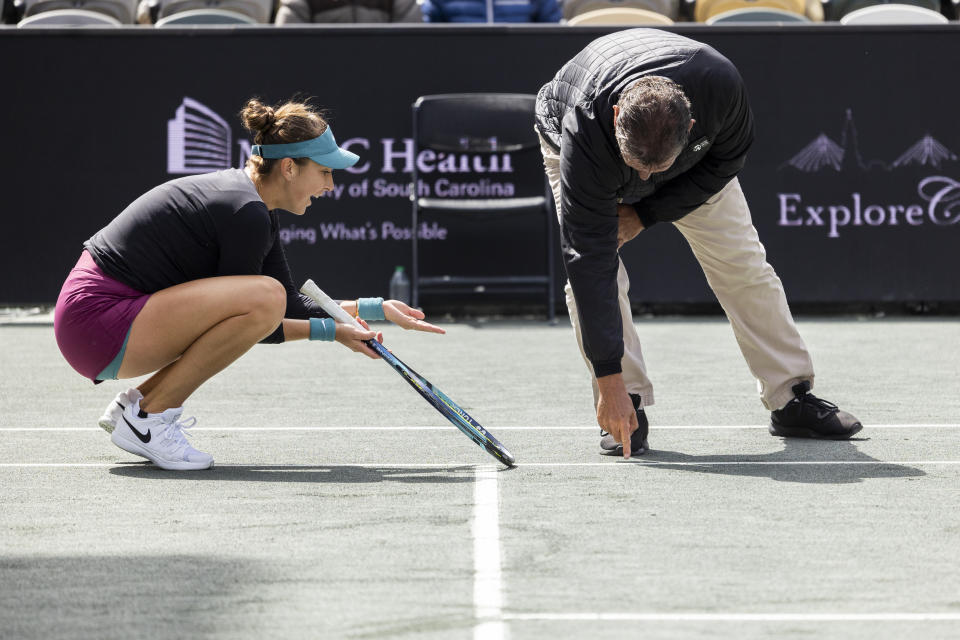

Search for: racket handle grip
xmin=363 ymin=338 xmax=390 ymax=357
xmin=300 ymin=279 xmax=364 ymax=330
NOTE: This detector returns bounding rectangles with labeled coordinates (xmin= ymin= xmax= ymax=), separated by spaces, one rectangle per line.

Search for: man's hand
xmin=596 ymin=373 xmax=638 ymax=459
xmin=335 ymin=318 xmax=383 ymax=359
xmin=383 ymin=300 xmax=446 ymax=334
xmin=617 ymin=204 xmax=645 ymax=248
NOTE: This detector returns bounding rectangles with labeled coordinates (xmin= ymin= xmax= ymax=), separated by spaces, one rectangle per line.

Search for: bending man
xmin=535 ymin=29 xmax=861 ymax=457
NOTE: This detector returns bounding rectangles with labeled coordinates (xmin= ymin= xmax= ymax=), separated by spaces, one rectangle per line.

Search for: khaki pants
xmin=539 ymin=135 xmax=814 ymax=411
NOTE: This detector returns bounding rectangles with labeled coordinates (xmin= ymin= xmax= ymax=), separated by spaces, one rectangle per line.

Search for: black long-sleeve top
xmin=84 ymin=168 xmax=327 ymax=343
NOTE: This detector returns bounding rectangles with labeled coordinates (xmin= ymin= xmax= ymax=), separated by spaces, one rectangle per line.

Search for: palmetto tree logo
xmin=892 ymin=136 xmax=958 ymax=169
xmin=782 ymin=109 xmax=957 ymax=173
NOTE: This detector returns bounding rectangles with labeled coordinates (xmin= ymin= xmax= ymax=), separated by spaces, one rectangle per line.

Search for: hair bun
xmin=240 ymin=99 xmax=279 ymax=137
xmin=261 ymin=106 xmax=277 ymax=131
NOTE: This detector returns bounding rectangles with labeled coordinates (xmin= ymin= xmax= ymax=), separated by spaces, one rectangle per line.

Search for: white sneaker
xmin=111 ymin=399 xmax=214 ymax=471
xmin=97 ymin=387 xmax=143 ymax=434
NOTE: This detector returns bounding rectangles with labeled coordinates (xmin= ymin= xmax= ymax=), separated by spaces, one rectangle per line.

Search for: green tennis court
xmin=1 ymin=317 xmax=958 ymax=639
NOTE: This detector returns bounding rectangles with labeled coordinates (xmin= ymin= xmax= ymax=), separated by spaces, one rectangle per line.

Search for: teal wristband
xmin=357 ymin=297 xmax=385 ymax=321
xmin=308 ymin=317 xmax=336 ymax=341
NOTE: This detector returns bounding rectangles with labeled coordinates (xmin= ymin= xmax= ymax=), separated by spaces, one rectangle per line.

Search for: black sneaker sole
xmin=768 ymin=422 xmax=863 ymax=440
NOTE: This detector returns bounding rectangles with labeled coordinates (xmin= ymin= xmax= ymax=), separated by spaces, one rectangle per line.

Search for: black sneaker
xmin=600 ymin=394 xmax=649 ymax=455
xmin=769 ymin=381 xmax=862 ymax=440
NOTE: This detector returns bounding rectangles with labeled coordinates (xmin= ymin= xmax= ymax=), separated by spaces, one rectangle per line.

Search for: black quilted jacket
xmin=535 ymin=28 xmax=754 ymax=377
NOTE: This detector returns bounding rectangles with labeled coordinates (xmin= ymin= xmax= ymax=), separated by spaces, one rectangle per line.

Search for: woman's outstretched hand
xmin=383 ymin=300 xmax=446 ymax=334
xmin=335 ymin=318 xmax=383 ymax=359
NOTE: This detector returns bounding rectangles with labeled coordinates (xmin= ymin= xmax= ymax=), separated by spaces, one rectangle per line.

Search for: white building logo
xmin=167 ymin=97 xmax=232 ymax=174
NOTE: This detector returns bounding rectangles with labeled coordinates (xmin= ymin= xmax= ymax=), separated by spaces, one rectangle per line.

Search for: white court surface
xmin=1 ymin=319 xmax=959 ymax=639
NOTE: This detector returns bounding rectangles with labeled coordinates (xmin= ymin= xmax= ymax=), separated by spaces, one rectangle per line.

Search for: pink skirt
xmin=54 ymin=251 xmax=150 ymax=382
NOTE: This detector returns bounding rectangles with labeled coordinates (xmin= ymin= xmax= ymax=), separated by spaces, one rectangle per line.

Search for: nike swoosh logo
xmin=122 ymin=415 xmax=151 ymax=443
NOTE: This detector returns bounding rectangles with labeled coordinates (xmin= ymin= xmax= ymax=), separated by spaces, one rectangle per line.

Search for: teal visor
xmin=250 ymin=127 xmax=359 ymax=170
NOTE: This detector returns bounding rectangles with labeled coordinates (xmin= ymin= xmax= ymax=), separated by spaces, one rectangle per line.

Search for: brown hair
xmin=240 ymin=98 xmax=328 ymax=180
xmin=615 ymin=77 xmax=692 ymax=168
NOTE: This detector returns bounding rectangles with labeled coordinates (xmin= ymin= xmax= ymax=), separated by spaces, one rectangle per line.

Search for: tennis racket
xmin=300 ymin=279 xmax=516 ymax=467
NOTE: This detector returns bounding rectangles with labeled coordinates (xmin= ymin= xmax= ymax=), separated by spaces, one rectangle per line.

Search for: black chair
xmin=411 ymin=93 xmax=556 ymax=322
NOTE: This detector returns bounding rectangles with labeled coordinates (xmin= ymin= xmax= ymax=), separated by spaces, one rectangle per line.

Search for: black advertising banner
xmin=1 ymin=25 xmax=958 ymax=306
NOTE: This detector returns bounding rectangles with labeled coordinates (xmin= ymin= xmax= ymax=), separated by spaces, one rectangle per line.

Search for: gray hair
xmin=615 ymin=76 xmax=692 ymax=168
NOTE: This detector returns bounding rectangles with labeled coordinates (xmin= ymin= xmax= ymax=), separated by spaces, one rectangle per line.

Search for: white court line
xmin=2 ymin=424 xmax=959 ymax=432
xmin=473 ymin=466 xmax=507 ymax=640
xmin=3 ymin=461 xmax=960 ymax=469
xmin=513 ymin=461 xmax=960 ymax=467
xmin=0 ymin=463 xmax=121 ymax=468
xmin=503 ymin=612 xmax=960 ymax=622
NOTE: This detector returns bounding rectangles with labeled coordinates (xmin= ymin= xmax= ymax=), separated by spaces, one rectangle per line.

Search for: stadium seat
xmin=17 ymin=0 xmax=135 ymax=21
xmin=567 ymin=6 xmax=675 ymax=21
xmin=706 ymin=5 xmax=811 ymax=18
xmin=839 ymin=2 xmax=947 ymax=19
xmin=154 ymin=6 xmax=255 ymax=21
xmin=17 ymin=6 xmax=122 ymax=22
xmin=2 ymin=0 xmax=19 ymax=23
xmin=152 ymin=0 xmax=270 ymax=22
xmin=563 ymin=0 xmax=680 ymax=20
xmin=693 ymin=0 xmax=806 ymax=21
xmin=410 ymin=94 xmax=557 ymax=322
xmin=823 ymin=0 xmax=940 ymax=19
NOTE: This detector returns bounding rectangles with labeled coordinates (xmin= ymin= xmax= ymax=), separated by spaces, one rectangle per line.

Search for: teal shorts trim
xmin=96 ymin=325 xmax=133 ymax=381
